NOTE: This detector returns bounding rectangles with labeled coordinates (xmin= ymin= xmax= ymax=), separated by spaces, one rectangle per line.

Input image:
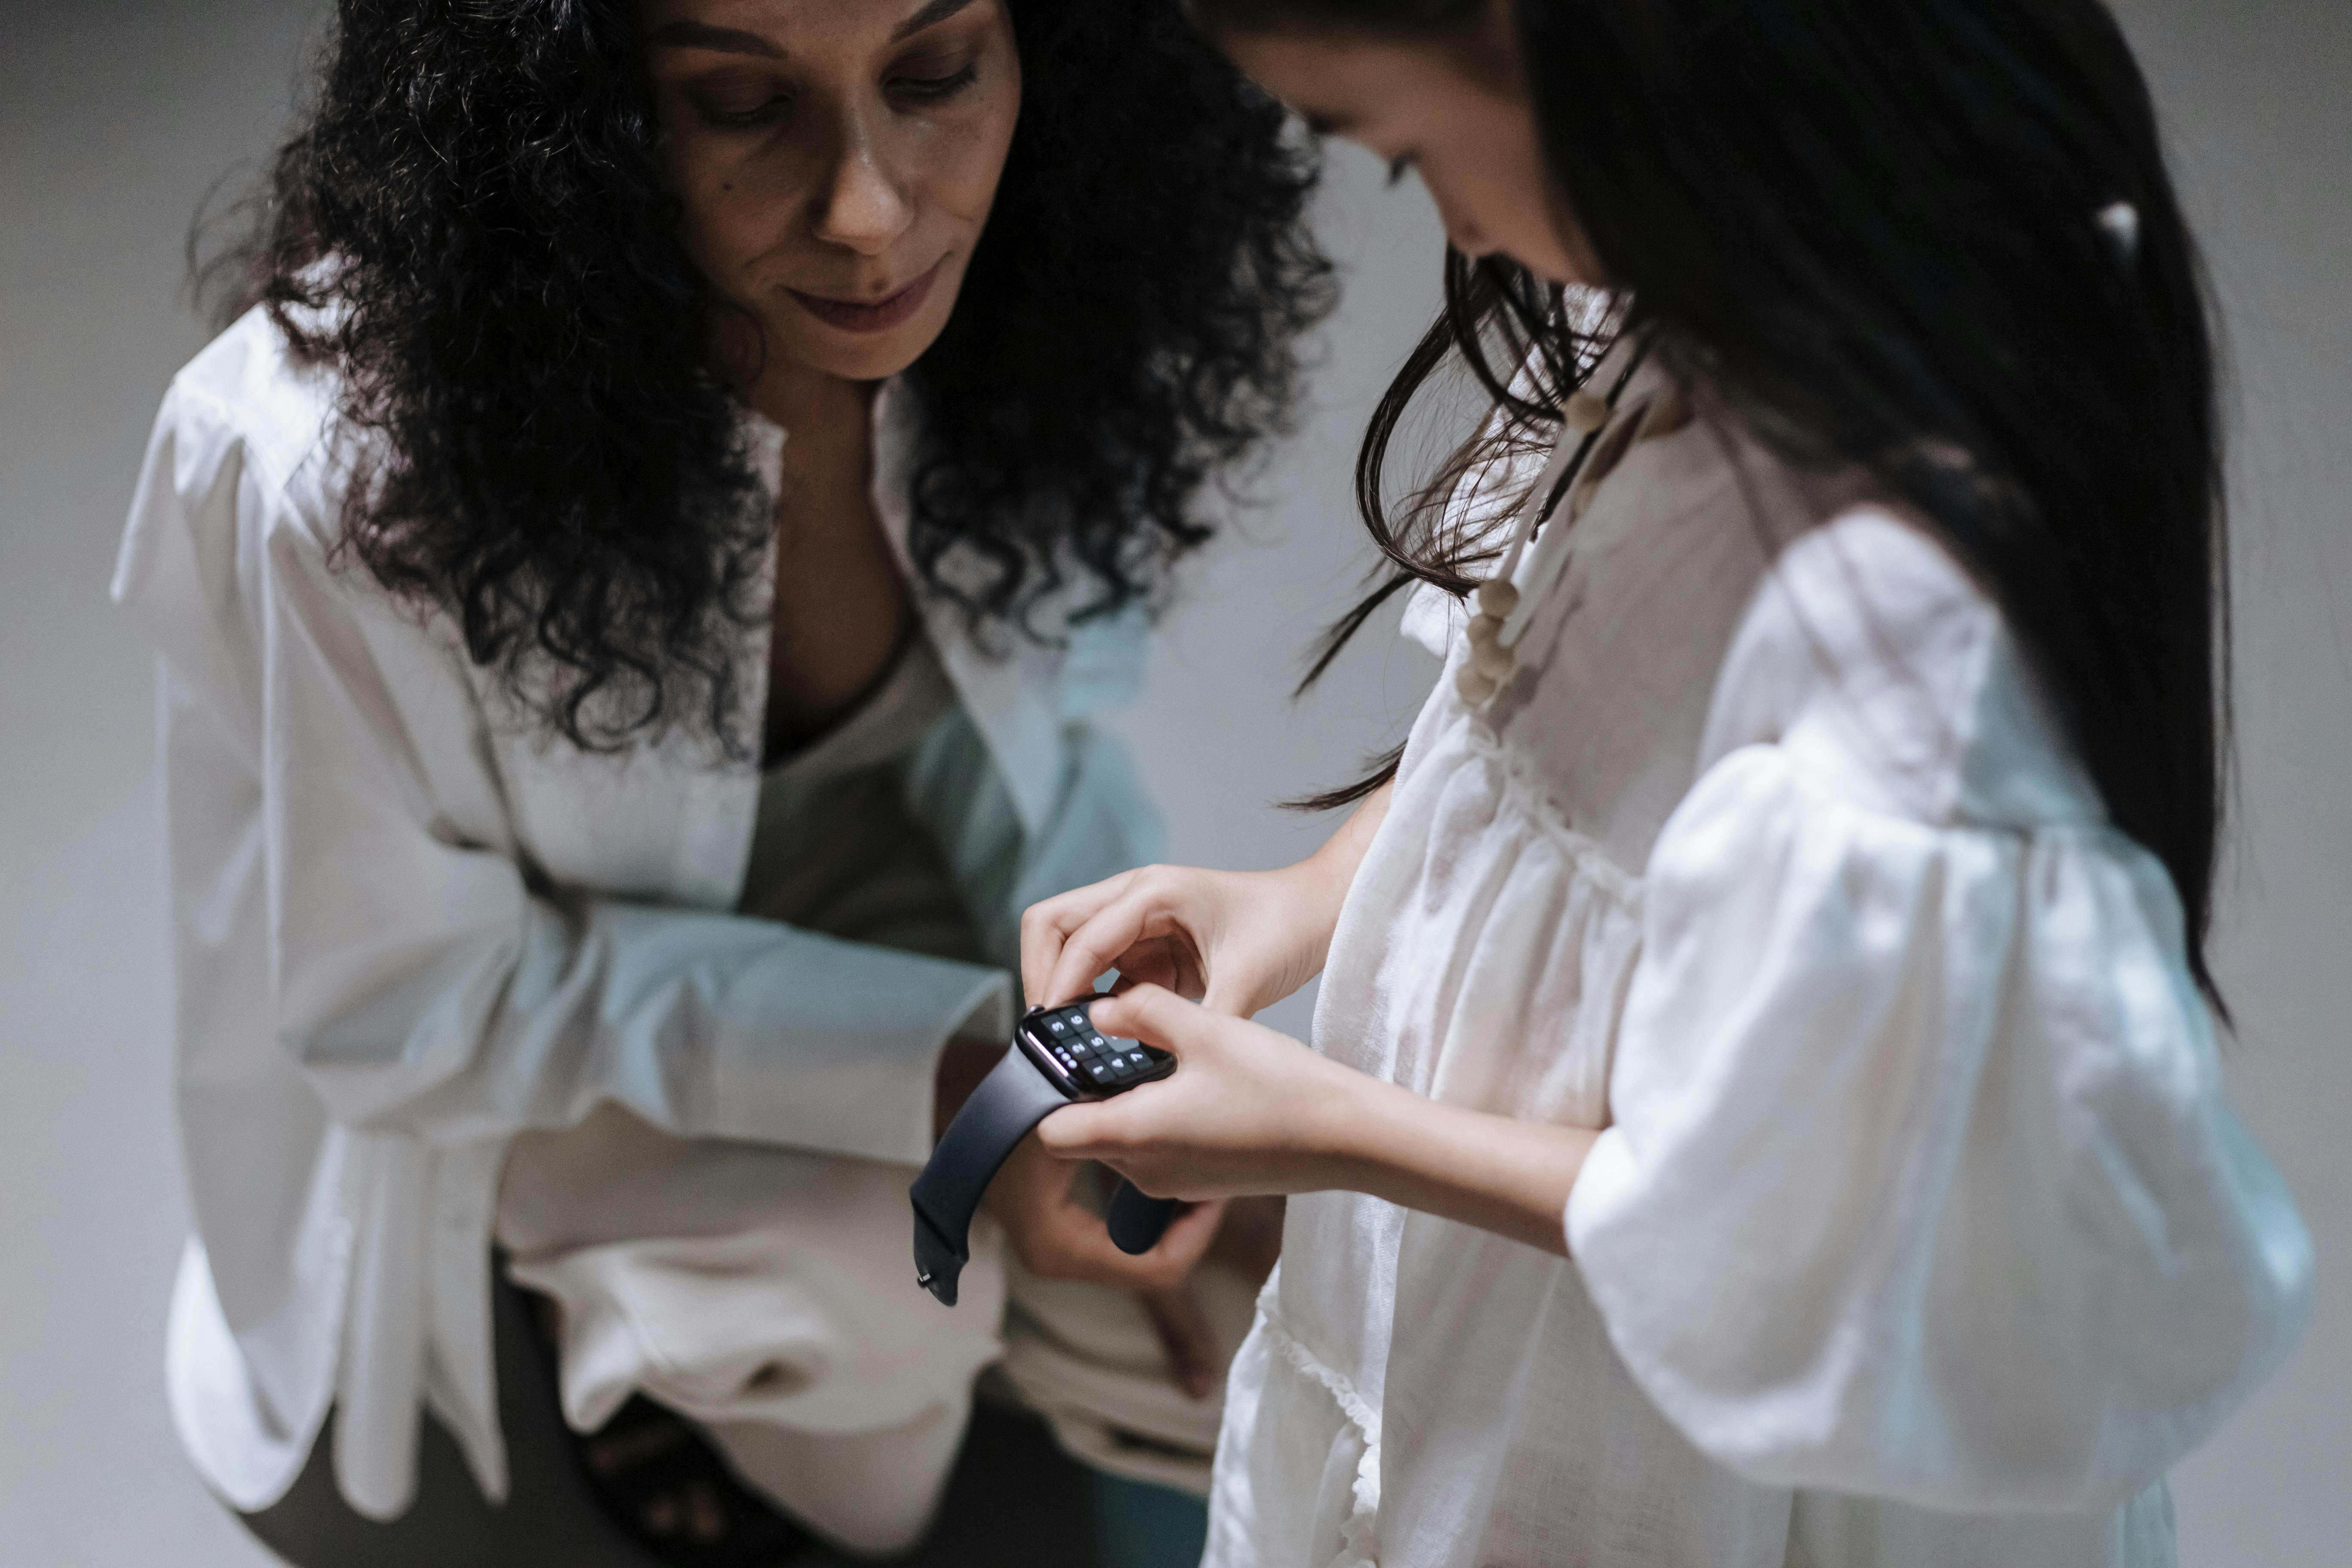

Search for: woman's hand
xmin=979 ymin=1135 xmax=1228 ymax=1292
xmin=1020 ymin=782 xmax=1393 ymax=1020
xmin=1043 ymin=986 xmax=1602 ymax=1258
xmin=934 ymin=1032 xmax=1225 ymax=1293
xmin=1020 ymin=863 xmax=1326 ymax=1023
xmin=1007 ymin=786 xmax=1390 ymax=1394
xmin=1035 ymin=987 xmax=1372 ymax=1200
xmin=1134 ymin=1194 xmax=1286 ymax=1399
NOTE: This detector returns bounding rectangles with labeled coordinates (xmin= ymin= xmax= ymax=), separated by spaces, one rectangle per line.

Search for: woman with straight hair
xmin=116 ymin=0 xmax=1328 ymax=1561
xmin=1019 ymin=2 xmax=2312 ymax=1563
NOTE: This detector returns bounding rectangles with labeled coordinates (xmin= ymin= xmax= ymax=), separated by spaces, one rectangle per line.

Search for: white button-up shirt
xmin=114 ymin=306 xmax=1162 ymax=1522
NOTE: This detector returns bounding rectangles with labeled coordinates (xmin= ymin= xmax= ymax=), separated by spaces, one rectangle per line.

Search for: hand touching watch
xmin=910 ymin=996 xmax=1182 ymax=1305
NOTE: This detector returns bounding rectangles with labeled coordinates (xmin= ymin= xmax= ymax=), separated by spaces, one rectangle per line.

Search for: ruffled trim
xmin=1256 ymin=1296 xmax=1383 ymax=1568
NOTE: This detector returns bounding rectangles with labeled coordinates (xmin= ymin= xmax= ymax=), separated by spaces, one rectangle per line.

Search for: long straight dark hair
xmin=1197 ymin=0 xmax=2231 ymax=1008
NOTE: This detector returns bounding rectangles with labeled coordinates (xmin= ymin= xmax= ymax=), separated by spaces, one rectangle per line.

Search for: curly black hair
xmin=201 ymin=0 xmax=1332 ymax=753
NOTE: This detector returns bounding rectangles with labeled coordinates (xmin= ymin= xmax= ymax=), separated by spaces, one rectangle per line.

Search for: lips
xmin=786 ymin=260 xmax=942 ymax=334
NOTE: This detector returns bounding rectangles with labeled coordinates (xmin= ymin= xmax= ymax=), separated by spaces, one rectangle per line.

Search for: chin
xmin=773 ymin=308 xmax=950 ymax=385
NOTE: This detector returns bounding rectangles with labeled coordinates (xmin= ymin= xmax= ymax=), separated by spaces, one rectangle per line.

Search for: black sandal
xmin=571 ymin=1393 xmax=821 ymax=1568
xmin=514 ymin=1286 xmax=817 ymax=1568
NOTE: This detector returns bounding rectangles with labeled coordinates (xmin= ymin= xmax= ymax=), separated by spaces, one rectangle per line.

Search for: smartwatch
xmin=910 ymin=997 xmax=1179 ymax=1306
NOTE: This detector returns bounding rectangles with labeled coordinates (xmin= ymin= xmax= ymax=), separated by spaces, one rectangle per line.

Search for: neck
xmin=747 ymin=359 xmax=878 ymax=450
xmin=704 ymin=306 xmax=881 ymax=448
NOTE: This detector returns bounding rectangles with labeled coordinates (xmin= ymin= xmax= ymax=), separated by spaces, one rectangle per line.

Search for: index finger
xmin=1086 ymin=983 xmax=1204 ymax=1055
xmin=1019 ymin=873 xmax=1135 ymax=1006
xmin=1044 ymin=885 xmax=1179 ymax=1016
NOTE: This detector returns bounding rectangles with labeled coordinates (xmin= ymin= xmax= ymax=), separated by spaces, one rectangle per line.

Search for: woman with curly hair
xmin=114 ymin=0 xmax=1329 ymax=1562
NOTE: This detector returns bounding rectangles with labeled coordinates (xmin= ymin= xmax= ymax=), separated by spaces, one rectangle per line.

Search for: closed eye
xmin=684 ymin=69 xmax=795 ymax=129
xmin=890 ymin=61 xmax=980 ymax=102
xmin=699 ymin=94 xmax=792 ymax=128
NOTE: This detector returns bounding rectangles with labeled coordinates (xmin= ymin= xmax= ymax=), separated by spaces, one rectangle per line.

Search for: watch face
xmin=1017 ymin=1000 xmax=1176 ymax=1099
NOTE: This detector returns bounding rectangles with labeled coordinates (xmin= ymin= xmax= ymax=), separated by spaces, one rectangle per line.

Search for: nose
xmin=812 ymin=115 xmax=913 ymax=257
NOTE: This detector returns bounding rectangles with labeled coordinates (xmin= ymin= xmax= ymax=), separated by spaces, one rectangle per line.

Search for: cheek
xmin=663 ymin=135 xmax=759 ymax=273
xmin=1479 ymin=166 xmax=1565 ymax=260
xmin=667 ymin=134 xmax=821 ymax=287
xmin=1492 ymin=112 xmax=1596 ymax=285
xmin=1439 ymin=128 xmax=1590 ymax=285
xmin=922 ymin=65 xmax=1021 ymax=227
xmin=934 ymin=127 xmax=1012 ymax=227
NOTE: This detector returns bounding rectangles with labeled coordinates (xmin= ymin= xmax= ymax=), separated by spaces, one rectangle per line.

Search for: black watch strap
xmin=909 ymin=1045 xmax=1072 ymax=1305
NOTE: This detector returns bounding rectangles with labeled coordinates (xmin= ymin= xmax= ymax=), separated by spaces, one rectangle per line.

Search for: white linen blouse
xmin=1204 ymin=366 xmax=2312 ymax=1568
xmin=113 ymin=306 xmax=1163 ymax=1522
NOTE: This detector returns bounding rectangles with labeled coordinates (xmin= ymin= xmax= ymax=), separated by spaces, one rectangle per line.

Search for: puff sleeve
xmin=1565 ymin=513 xmax=2313 ymax=1513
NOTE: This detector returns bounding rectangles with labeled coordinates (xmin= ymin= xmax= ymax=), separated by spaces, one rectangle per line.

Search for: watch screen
xmin=1022 ymin=1001 xmax=1174 ymax=1095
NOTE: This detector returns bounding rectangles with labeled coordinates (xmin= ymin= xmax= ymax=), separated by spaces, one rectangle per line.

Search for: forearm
xmin=1314 ymin=1069 xmax=1594 ymax=1257
xmin=1058 ymin=986 xmax=1589 ymax=1255
xmin=293 ymin=890 xmax=1006 ymax=1163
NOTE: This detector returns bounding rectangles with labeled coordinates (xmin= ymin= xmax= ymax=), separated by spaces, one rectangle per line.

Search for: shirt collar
xmin=740 ymin=380 xmax=1066 ymax=835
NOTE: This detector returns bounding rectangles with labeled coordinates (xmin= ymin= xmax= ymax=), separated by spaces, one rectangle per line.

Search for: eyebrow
xmin=645 ymin=20 xmax=784 ymax=58
xmin=893 ymin=0 xmax=984 ymax=42
xmin=645 ymin=0 xmax=982 ymax=59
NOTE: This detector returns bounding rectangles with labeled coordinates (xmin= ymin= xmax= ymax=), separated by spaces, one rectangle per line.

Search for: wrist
xmin=1294 ymin=1068 xmax=1592 ymax=1256
xmin=1293 ymin=1058 xmax=1409 ymax=1194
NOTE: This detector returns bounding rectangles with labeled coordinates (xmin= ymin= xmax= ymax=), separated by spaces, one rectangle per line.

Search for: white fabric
xmin=493 ymin=630 xmax=997 ymax=1554
xmin=502 ymin=1127 xmax=1005 ymax=1554
xmin=117 ymin=306 xmax=1163 ymax=1522
xmin=1207 ymin=371 xmax=2312 ymax=1568
xmin=492 ymin=631 xmax=1234 ymax=1549
xmin=993 ymin=1220 xmax=1263 ymax=1495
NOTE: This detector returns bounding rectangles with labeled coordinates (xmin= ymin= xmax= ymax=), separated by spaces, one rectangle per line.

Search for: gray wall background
xmin=1 ymin=2 xmax=2341 ymax=1562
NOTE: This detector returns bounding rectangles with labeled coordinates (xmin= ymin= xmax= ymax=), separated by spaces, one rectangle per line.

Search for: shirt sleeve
xmin=119 ymin=376 xmax=1008 ymax=1168
xmin=1564 ymin=518 xmax=2314 ymax=1514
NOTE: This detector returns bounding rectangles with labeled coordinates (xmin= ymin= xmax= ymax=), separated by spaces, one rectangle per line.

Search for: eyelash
xmin=891 ymin=61 xmax=980 ymax=102
xmin=703 ymin=98 xmax=789 ymax=129
xmin=693 ymin=61 xmax=977 ymax=129
xmin=1386 ymin=156 xmax=1414 ymax=188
